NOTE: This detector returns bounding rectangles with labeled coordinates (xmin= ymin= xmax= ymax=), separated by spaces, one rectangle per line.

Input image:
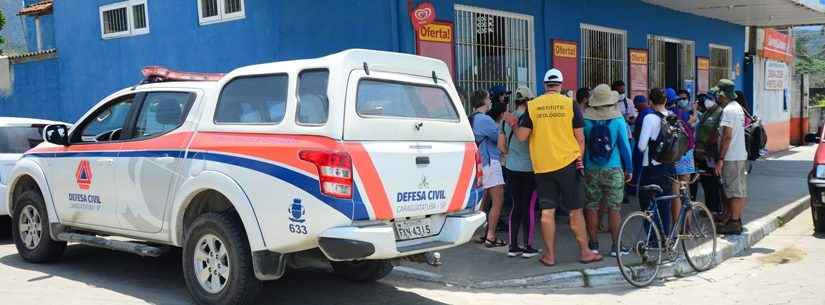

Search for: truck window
xmin=215 ymin=74 xmax=288 ymax=124
xmin=133 ymin=92 xmax=192 ymax=138
xmin=356 ymin=80 xmax=458 ymax=121
xmin=76 ymin=96 xmax=135 ymax=143
xmin=0 ymin=126 xmax=45 ymax=153
xmin=296 ymin=69 xmax=329 ymax=125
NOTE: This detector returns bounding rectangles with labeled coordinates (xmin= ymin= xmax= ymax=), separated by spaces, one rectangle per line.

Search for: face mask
xmin=703 ymin=98 xmax=716 ymax=109
xmin=514 ymin=107 xmax=526 ymax=117
xmin=618 ymin=93 xmax=626 ymax=100
xmin=677 ymin=99 xmax=690 ymax=110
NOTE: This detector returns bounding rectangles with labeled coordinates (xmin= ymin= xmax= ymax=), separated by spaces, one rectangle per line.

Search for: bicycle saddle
xmin=640 ymin=184 xmax=664 ymax=193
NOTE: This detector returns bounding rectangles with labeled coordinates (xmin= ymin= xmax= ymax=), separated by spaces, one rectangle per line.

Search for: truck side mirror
xmin=43 ymin=124 xmax=70 ymax=146
xmin=805 ymin=133 xmax=821 ymax=144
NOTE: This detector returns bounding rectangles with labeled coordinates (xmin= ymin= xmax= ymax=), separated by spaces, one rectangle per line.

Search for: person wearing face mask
xmin=499 ymin=86 xmax=540 ymax=258
xmin=470 ymin=90 xmax=507 ymax=248
xmin=612 ymin=81 xmax=638 ymax=128
xmin=694 ymin=89 xmax=725 ymax=215
xmin=670 ymin=90 xmax=698 ymax=223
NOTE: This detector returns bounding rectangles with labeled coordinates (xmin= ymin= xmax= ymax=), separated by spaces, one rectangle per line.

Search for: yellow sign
xmin=630 ymin=51 xmax=648 ymax=65
xmin=697 ymin=58 xmax=710 ymax=70
xmin=553 ymin=43 xmax=577 ymax=58
xmin=418 ymin=23 xmax=452 ymax=43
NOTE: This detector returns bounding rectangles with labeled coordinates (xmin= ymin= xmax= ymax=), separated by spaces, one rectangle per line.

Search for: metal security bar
xmin=649 ymin=35 xmax=695 ymax=90
xmin=709 ymin=44 xmax=732 ymax=87
xmin=455 ymin=5 xmax=534 ymax=112
xmin=580 ymin=24 xmax=627 ymax=90
xmin=102 ymin=7 xmax=128 ymax=34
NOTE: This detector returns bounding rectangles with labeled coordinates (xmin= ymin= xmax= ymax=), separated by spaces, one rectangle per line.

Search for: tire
xmin=813 ymin=204 xmax=825 ymax=233
xmin=681 ymin=202 xmax=717 ymax=272
xmin=617 ymin=211 xmax=662 ymax=288
xmin=11 ymin=190 xmax=66 ymax=263
xmin=330 ymin=260 xmax=394 ymax=282
xmin=182 ymin=212 xmax=261 ymax=305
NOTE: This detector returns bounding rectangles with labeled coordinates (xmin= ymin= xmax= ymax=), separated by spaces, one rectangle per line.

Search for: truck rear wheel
xmin=11 ymin=190 xmax=66 ymax=263
xmin=330 ymin=260 xmax=394 ymax=282
xmin=182 ymin=212 xmax=260 ymax=305
xmin=813 ymin=204 xmax=825 ymax=233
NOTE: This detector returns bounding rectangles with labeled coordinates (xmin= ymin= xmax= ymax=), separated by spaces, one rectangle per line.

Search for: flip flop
xmin=579 ymin=254 xmax=604 ymax=264
xmin=484 ymin=238 xmax=506 ymax=248
xmin=539 ymin=258 xmax=556 ymax=267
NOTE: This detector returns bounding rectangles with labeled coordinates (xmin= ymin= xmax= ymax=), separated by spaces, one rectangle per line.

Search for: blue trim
xmin=25 ymin=150 xmax=363 ymax=220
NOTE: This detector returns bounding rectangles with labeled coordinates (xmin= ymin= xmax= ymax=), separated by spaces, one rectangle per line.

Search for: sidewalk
xmin=391 ymin=145 xmax=815 ymax=288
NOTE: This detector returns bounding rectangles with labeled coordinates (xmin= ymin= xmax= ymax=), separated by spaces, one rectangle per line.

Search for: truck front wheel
xmin=11 ymin=190 xmax=66 ymax=263
xmin=330 ymin=260 xmax=394 ymax=282
xmin=182 ymin=212 xmax=260 ymax=305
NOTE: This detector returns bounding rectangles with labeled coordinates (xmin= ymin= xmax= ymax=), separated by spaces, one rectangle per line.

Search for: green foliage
xmin=0 ymin=9 xmax=5 ymax=46
xmin=796 ymin=30 xmax=825 ymax=88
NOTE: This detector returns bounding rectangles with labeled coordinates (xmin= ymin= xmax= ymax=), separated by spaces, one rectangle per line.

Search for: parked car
xmin=807 ymin=131 xmax=825 ymax=233
xmin=3 ymin=49 xmax=485 ymax=305
xmin=0 ymin=117 xmax=68 ymax=217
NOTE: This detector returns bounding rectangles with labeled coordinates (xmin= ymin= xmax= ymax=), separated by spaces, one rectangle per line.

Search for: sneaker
xmin=588 ymin=241 xmax=600 ymax=254
xmin=507 ymin=246 xmax=525 ymax=257
xmin=609 ymin=245 xmax=630 ymax=257
xmin=521 ymin=247 xmax=540 ymax=258
xmin=717 ymin=219 xmax=743 ymax=235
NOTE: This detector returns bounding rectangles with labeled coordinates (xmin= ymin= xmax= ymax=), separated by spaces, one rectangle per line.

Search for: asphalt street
xmin=0 ymin=206 xmax=822 ymax=305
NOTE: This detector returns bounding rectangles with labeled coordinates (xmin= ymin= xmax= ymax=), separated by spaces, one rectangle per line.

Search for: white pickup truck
xmin=4 ymin=49 xmax=485 ymax=305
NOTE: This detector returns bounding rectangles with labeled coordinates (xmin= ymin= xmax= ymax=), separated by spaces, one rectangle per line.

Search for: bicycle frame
xmin=644 ymin=180 xmax=698 ymax=253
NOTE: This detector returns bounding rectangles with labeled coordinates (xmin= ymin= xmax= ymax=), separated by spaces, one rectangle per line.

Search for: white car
xmin=0 ymin=117 xmax=68 ymax=216
xmin=4 ymin=49 xmax=485 ymax=305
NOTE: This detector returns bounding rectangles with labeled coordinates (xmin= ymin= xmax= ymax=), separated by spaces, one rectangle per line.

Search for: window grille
xmin=580 ymin=24 xmax=627 ymax=90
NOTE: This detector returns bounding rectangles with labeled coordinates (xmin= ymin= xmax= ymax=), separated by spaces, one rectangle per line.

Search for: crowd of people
xmin=468 ymin=68 xmax=751 ymax=266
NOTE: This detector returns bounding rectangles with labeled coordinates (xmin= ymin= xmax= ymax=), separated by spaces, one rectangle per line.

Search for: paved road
xmin=0 ymin=207 xmax=822 ymax=304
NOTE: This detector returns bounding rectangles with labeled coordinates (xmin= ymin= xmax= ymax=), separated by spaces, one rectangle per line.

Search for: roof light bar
xmin=141 ymin=66 xmax=225 ymax=83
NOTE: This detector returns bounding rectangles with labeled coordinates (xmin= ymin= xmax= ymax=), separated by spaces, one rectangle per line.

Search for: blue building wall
xmin=2 ymin=0 xmax=746 ymax=122
xmin=0 ymin=58 xmax=62 ymax=118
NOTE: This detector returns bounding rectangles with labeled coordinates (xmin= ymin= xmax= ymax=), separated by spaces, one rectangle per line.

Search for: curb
xmin=392 ymin=195 xmax=811 ymax=289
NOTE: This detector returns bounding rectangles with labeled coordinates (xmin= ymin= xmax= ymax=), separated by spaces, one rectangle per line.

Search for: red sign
xmin=551 ymin=39 xmax=577 ymax=91
xmin=410 ymin=2 xmax=436 ymax=30
xmin=75 ymin=160 xmax=93 ymax=190
xmin=763 ymin=28 xmax=793 ymax=63
xmin=416 ymin=21 xmax=455 ymax=78
xmin=628 ymin=49 xmax=648 ymax=99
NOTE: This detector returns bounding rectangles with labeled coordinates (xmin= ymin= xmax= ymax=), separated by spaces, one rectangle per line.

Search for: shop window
xmin=455 ymin=5 xmax=534 ymax=112
xmin=99 ymin=0 xmax=149 ymax=39
xmin=580 ymin=24 xmax=627 ymax=90
xmin=649 ymin=35 xmax=695 ymax=91
xmin=198 ymin=0 xmax=245 ymax=25
xmin=709 ymin=44 xmax=732 ymax=87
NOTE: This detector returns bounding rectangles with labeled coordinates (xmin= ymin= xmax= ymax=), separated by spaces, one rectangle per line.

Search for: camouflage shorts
xmin=584 ymin=168 xmax=625 ymax=211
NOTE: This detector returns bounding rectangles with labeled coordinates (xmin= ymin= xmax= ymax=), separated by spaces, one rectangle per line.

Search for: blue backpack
xmin=588 ymin=120 xmax=614 ymax=166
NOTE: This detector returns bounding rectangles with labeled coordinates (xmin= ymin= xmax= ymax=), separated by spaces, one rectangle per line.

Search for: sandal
xmin=484 ymin=238 xmax=506 ymax=248
xmin=539 ymin=258 xmax=556 ymax=267
xmin=579 ymin=253 xmax=604 ymax=264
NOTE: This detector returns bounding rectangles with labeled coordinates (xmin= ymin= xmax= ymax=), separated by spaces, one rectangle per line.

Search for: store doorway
xmin=650 ymin=35 xmax=695 ymax=92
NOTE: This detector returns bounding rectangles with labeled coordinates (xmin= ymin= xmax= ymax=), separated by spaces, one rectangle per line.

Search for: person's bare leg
xmin=539 ymin=209 xmax=556 ymax=265
xmin=608 ymin=209 xmax=622 ymax=245
xmin=729 ymin=197 xmax=746 ymax=219
xmin=598 ymin=204 xmax=608 ymax=231
xmin=584 ymin=208 xmax=599 ymax=243
xmin=485 ymin=185 xmax=505 ymax=241
xmin=569 ymin=208 xmax=602 ymax=260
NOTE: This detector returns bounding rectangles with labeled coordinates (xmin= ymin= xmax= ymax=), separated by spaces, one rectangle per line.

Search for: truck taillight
xmin=299 ymin=150 xmax=353 ymax=199
xmin=474 ymin=150 xmax=483 ymax=187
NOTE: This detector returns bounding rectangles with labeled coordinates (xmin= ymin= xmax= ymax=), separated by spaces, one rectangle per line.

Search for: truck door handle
xmin=415 ymin=156 xmax=430 ymax=166
xmin=154 ymin=156 xmax=175 ymax=164
xmin=96 ymin=158 xmax=114 ymax=166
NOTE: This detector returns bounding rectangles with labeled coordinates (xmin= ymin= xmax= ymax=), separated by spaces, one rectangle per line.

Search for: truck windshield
xmin=0 ymin=126 xmax=44 ymax=153
xmin=356 ymin=79 xmax=459 ymax=121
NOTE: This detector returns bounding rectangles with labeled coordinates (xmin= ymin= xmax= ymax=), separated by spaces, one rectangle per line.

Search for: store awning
xmin=642 ymin=0 xmax=825 ymax=27
xmin=17 ymin=0 xmax=53 ymax=17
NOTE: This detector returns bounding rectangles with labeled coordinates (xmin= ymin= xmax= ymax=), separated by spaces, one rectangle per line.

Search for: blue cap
xmin=665 ymin=88 xmax=680 ymax=103
xmin=488 ymin=85 xmax=511 ymax=98
xmin=633 ymin=95 xmax=647 ymax=106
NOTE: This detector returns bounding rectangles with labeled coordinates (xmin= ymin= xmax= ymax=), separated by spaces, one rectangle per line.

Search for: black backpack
xmin=649 ymin=112 xmax=690 ymax=164
xmin=745 ymin=115 xmax=768 ymax=161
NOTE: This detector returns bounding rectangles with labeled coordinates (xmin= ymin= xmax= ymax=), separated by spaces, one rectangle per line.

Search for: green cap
xmin=715 ymin=79 xmax=737 ymax=100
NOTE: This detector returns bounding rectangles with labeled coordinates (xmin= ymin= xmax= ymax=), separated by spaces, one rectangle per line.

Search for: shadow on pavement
xmin=0 ymin=244 xmax=449 ymax=305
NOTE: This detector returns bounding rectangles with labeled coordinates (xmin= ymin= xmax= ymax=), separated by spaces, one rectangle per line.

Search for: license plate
xmin=394 ymin=218 xmax=436 ymax=241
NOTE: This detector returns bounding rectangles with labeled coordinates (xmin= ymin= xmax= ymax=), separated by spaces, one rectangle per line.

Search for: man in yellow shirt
xmin=517 ymin=69 xmax=603 ymax=266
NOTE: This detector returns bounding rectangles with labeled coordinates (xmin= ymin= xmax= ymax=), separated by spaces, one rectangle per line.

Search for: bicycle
xmin=617 ymin=174 xmax=718 ymax=287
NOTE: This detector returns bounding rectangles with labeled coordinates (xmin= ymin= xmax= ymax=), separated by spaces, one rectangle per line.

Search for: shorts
xmin=584 ymin=168 xmax=625 ymax=211
xmin=722 ymin=160 xmax=748 ymax=198
xmin=482 ymin=159 xmax=505 ymax=190
xmin=675 ymin=149 xmax=696 ymax=175
xmin=534 ymin=161 xmax=585 ymax=211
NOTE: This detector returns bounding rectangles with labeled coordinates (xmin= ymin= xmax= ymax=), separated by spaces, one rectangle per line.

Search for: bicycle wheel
xmin=681 ymin=202 xmax=717 ymax=272
xmin=617 ymin=211 xmax=663 ymax=288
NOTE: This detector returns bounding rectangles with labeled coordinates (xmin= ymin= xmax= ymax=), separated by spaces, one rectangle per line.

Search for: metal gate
xmin=580 ymin=24 xmax=627 ymax=90
xmin=455 ymin=5 xmax=534 ymax=111
xmin=649 ymin=35 xmax=695 ymax=90
xmin=709 ymin=44 xmax=732 ymax=86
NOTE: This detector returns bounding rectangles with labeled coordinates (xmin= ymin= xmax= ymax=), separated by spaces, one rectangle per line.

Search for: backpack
xmin=587 ymin=120 xmax=614 ymax=166
xmin=694 ymin=106 xmax=723 ymax=169
xmin=649 ymin=112 xmax=690 ymax=164
xmin=745 ymin=115 xmax=768 ymax=161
